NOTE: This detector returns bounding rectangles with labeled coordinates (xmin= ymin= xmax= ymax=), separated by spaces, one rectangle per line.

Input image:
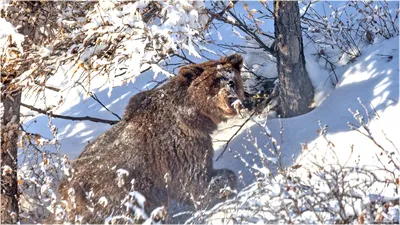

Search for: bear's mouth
xmin=226 ymin=83 xmax=242 ymax=107
xmin=217 ymin=85 xmax=243 ymax=118
xmin=225 ymin=96 xmax=243 ymax=116
xmin=228 ymin=97 xmax=238 ymax=106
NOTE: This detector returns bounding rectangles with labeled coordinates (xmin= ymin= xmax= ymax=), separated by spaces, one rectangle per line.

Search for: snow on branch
xmin=10 ymin=0 xmax=209 ymax=98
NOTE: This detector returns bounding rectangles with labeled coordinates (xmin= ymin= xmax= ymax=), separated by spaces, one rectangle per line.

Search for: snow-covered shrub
xmin=302 ymin=0 xmax=399 ymax=60
xmin=0 ymin=18 xmax=24 ymax=79
xmin=188 ymin=103 xmax=399 ymax=224
xmin=18 ymin=117 xmax=69 ymax=223
xmin=11 ymin=0 xmax=209 ymax=98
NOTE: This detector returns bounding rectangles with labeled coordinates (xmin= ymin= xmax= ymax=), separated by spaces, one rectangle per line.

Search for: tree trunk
xmin=1 ymin=3 xmax=62 ymax=222
xmin=274 ymin=0 xmax=314 ymax=117
xmin=1 ymin=87 xmax=22 ymax=223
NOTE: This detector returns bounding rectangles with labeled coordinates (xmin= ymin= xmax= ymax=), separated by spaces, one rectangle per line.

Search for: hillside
xmin=19 ymin=34 xmax=399 ymax=223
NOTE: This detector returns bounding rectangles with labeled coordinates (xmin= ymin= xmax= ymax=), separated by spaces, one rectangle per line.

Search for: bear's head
xmin=178 ymin=54 xmax=245 ymax=124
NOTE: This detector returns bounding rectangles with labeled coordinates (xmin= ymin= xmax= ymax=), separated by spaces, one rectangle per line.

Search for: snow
xmin=13 ymin=1 xmax=399 ymax=223
xmin=20 ymin=68 xmax=162 ymax=159
xmin=213 ymin=36 xmax=399 ymax=185
xmin=23 ymin=35 xmax=399 ymax=221
xmin=129 ymin=191 xmax=147 ymax=209
xmin=98 ymin=196 xmax=108 ymax=207
xmin=0 ymin=18 xmax=24 ymax=53
xmin=116 ymin=169 xmax=130 ymax=187
xmin=202 ymin=35 xmax=398 ymax=223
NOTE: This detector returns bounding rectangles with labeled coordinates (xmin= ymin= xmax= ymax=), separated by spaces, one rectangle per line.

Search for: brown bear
xmin=54 ymin=54 xmax=245 ymax=223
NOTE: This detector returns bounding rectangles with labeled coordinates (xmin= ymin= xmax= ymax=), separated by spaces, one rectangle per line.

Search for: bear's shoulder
xmin=122 ymin=89 xmax=152 ymax=120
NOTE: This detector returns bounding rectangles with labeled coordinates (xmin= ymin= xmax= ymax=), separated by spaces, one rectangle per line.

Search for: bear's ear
xmin=225 ymin=54 xmax=243 ymax=71
xmin=178 ymin=65 xmax=204 ymax=83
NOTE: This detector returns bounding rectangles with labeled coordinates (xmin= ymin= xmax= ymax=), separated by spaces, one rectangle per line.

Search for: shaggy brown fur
xmin=53 ymin=54 xmax=245 ymax=223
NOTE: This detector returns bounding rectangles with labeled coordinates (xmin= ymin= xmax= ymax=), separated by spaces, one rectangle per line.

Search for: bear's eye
xmin=215 ymin=77 xmax=229 ymax=84
xmin=212 ymin=77 xmax=228 ymax=87
xmin=213 ymin=77 xmax=235 ymax=89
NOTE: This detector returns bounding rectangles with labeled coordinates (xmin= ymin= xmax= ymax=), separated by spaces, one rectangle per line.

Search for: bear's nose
xmin=228 ymin=80 xmax=235 ymax=88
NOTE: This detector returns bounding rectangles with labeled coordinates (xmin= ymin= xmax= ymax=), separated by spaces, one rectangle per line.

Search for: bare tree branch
xmin=21 ymin=103 xmax=119 ymax=125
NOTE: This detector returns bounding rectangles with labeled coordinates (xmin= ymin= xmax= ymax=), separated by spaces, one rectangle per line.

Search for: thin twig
xmin=215 ymin=111 xmax=255 ymax=161
xmin=21 ymin=103 xmax=119 ymax=125
xmin=76 ymin=82 xmax=122 ymax=120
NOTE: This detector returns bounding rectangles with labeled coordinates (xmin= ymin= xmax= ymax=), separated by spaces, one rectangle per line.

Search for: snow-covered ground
xmin=197 ymin=36 xmax=399 ymax=224
xmin=18 ymin=34 xmax=399 ymax=223
xmin=20 ymin=70 xmax=163 ymax=159
xmin=213 ymin=36 xmax=399 ymax=186
xmin=20 ymin=34 xmax=399 ymax=186
xmin=10 ymin=1 xmax=398 ymax=222
xmin=0 ymin=0 xmax=396 ymax=223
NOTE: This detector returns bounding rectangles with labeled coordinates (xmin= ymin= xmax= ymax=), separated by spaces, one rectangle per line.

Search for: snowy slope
xmin=20 ymin=69 xmax=166 ymax=159
xmin=195 ymin=36 xmax=399 ymax=224
xmin=21 ymin=36 xmax=399 ymax=181
xmin=19 ymin=29 xmax=399 ymax=224
xmin=213 ymin=36 xmax=399 ymax=185
xmin=3 ymin=0 xmax=395 ymax=222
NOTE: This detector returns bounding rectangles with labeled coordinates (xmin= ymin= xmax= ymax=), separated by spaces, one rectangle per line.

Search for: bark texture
xmin=1 ymin=88 xmax=21 ymax=224
xmin=274 ymin=0 xmax=314 ymax=117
